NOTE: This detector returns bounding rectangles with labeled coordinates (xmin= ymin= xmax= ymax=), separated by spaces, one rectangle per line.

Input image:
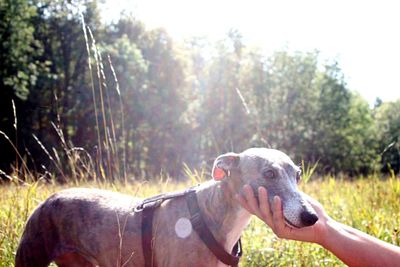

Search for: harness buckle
xmin=134 ymin=204 xmax=144 ymax=212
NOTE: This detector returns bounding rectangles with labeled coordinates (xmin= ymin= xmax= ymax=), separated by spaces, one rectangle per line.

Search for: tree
xmin=0 ymin=5 xmax=394 ymax=179
xmin=102 ymin=30 xmax=149 ymax=177
xmin=374 ymin=100 xmax=400 ymax=174
xmin=139 ymin=28 xmax=189 ymax=177
xmin=198 ymin=31 xmax=252 ymax=159
xmin=104 ymin=18 xmax=190 ymax=177
xmin=0 ymin=0 xmax=42 ymax=174
xmin=246 ymin=50 xmax=320 ymax=155
xmin=304 ymin=63 xmax=378 ymax=175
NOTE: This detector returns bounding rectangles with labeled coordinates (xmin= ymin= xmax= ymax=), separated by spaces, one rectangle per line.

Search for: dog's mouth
xmin=284 ymin=218 xmax=300 ymax=229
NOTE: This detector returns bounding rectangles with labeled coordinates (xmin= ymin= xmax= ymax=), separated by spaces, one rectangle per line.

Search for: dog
xmin=15 ymin=148 xmax=318 ymax=267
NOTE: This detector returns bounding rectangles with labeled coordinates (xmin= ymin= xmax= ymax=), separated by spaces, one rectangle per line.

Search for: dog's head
xmin=212 ymin=147 xmax=318 ymax=228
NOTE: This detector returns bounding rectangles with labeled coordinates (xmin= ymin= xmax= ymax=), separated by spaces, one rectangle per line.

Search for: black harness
xmin=134 ymin=188 xmax=242 ymax=267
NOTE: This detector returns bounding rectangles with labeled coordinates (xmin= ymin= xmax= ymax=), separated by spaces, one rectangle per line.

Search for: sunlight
xmin=101 ymin=0 xmax=400 ymax=104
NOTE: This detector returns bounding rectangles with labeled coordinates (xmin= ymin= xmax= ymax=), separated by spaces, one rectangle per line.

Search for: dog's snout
xmin=300 ymin=211 xmax=318 ymax=226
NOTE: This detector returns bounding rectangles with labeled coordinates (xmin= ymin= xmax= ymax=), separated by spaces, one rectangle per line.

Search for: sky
xmin=101 ymin=0 xmax=400 ymax=104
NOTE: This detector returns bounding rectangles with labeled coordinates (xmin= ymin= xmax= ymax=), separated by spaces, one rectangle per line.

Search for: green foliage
xmin=102 ymin=19 xmax=190 ymax=177
xmin=301 ymin=160 xmax=319 ymax=184
xmin=374 ymin=100 xmax=400 ymax=173
xmin=310 ymin=72 xmax=379 ymax=175
xmin=0 ymin=1 xmax=399 ymax=179
xmin=0 ymin=0 xmax=43 ymax=174
xmin=0 ymin=0 xmax=40 ymax=100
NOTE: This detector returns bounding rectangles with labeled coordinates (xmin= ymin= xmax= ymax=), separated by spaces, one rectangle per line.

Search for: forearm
xmin=319 ymin=219 xmax=400 ymax=267
xmin=237 ymin=186 xmax=400 ymax=266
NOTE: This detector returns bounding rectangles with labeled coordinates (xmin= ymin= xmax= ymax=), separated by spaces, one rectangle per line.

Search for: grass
xmin=244 ymin=175 xmax=400 ymax=266
xmin=1 ymin=175 xmax=399 ymax=267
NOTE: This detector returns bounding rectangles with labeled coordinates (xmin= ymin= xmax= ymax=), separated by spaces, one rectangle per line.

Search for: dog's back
xmin=15 ymin=188 xmax=142 ymax=267
xmin=16 ymin=202 xmax=54 ymax=267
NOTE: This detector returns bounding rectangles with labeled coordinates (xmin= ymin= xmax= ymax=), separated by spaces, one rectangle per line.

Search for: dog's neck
xmin=195 ymin=179 xmax=252 ymax=252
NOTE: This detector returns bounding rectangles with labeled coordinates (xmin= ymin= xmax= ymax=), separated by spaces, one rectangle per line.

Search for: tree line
xmin=1 ymin=0 xmax=399 ymax=181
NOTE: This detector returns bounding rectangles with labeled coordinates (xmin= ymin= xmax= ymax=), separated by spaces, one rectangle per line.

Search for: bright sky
xmin=102 ymin=0 xmax=400 ymax=104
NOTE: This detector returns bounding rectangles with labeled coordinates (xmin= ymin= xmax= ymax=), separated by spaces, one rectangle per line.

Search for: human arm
xmin=236 ymin=185 xmax=400 ymax=267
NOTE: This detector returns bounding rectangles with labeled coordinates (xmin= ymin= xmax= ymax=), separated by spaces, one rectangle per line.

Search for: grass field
xmin=1 ymin=175 xmax=399 ymax=266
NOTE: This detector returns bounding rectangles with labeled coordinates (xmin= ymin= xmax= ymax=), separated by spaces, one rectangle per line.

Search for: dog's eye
xmin=263 ymin=170 xmax=275 ymax=179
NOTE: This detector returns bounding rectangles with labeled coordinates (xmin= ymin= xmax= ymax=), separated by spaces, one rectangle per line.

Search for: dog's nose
xmin=300 ymin=211 xmax=318 ymax=226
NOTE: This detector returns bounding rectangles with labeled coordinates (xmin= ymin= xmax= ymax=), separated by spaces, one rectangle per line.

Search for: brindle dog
xmin=15 ymin=148 xmax=318 ymax=267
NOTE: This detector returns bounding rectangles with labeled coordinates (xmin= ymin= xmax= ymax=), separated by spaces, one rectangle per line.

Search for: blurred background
xmin=1 ymin=0 xmax=399 ymax=181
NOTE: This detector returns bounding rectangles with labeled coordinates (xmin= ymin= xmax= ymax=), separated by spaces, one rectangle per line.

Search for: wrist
xmin=315 ymin=217 xmax=341 ymax=247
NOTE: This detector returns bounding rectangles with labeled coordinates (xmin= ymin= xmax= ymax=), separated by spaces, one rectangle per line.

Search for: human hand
xmin=236 ymin=184 xmax=329 ymax=245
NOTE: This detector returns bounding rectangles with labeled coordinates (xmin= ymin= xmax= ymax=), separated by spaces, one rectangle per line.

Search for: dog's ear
xmin=212 ymin=152 xmax=240 ymax=181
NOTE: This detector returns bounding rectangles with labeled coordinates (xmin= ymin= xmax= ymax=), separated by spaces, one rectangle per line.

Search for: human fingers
xmin=257 ymin=187 xmax=274 ymax=226
xmin=236 ymin=185 xmax=261 ymax=217
xmin=270 ymin=196 xmax=291 ymax=238
xmin=243 ymin=184 xmax=260 ymax=214
xmin=236 ymin=192 xmax=254 ymax=214
xmin=272 ymin=195 xmax=320 ymax=242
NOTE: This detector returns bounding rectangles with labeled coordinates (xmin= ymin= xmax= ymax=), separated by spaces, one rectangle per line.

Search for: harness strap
xmin=141 ymin=201 xmax=160 ymax=267
xmin=135 ymin=188 xmax=196 ymax=212
xmin=139 ymin=188 xmax=196 ymax=267
xmin=138 ymin=188 xmax=242 ymax=267
xmin=186 ymin=191 xmax=242 ymax=267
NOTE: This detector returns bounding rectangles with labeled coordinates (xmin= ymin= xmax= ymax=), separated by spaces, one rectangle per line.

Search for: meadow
xmin=1 ymin=174 xmax=399 ymax=267
xmin=2 ymin=2 xmax=400 ymax=266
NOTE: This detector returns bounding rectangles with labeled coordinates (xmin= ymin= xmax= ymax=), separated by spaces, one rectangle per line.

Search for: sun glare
xmin=101 ymin=0 xmax=400 ymax=104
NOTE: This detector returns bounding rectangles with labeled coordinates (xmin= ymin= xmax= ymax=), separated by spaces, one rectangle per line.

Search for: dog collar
xmin=186 ymin=191 xmax=242 ymax=267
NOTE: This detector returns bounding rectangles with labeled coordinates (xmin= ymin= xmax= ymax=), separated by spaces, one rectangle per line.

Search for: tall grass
xmin=243 ymin=175 xmax=400 ymax=266
xmin=0 ymin=10 xmax=127 ymax=185
xmin=0 ymin=176 xmax=399 ymax=266
xmin=80 ymin=11 xmax=127 ymax=182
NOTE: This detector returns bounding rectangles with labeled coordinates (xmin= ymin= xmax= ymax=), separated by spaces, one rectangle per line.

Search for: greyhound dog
xmin=15 ymin=148 xmax=318 ymax=267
